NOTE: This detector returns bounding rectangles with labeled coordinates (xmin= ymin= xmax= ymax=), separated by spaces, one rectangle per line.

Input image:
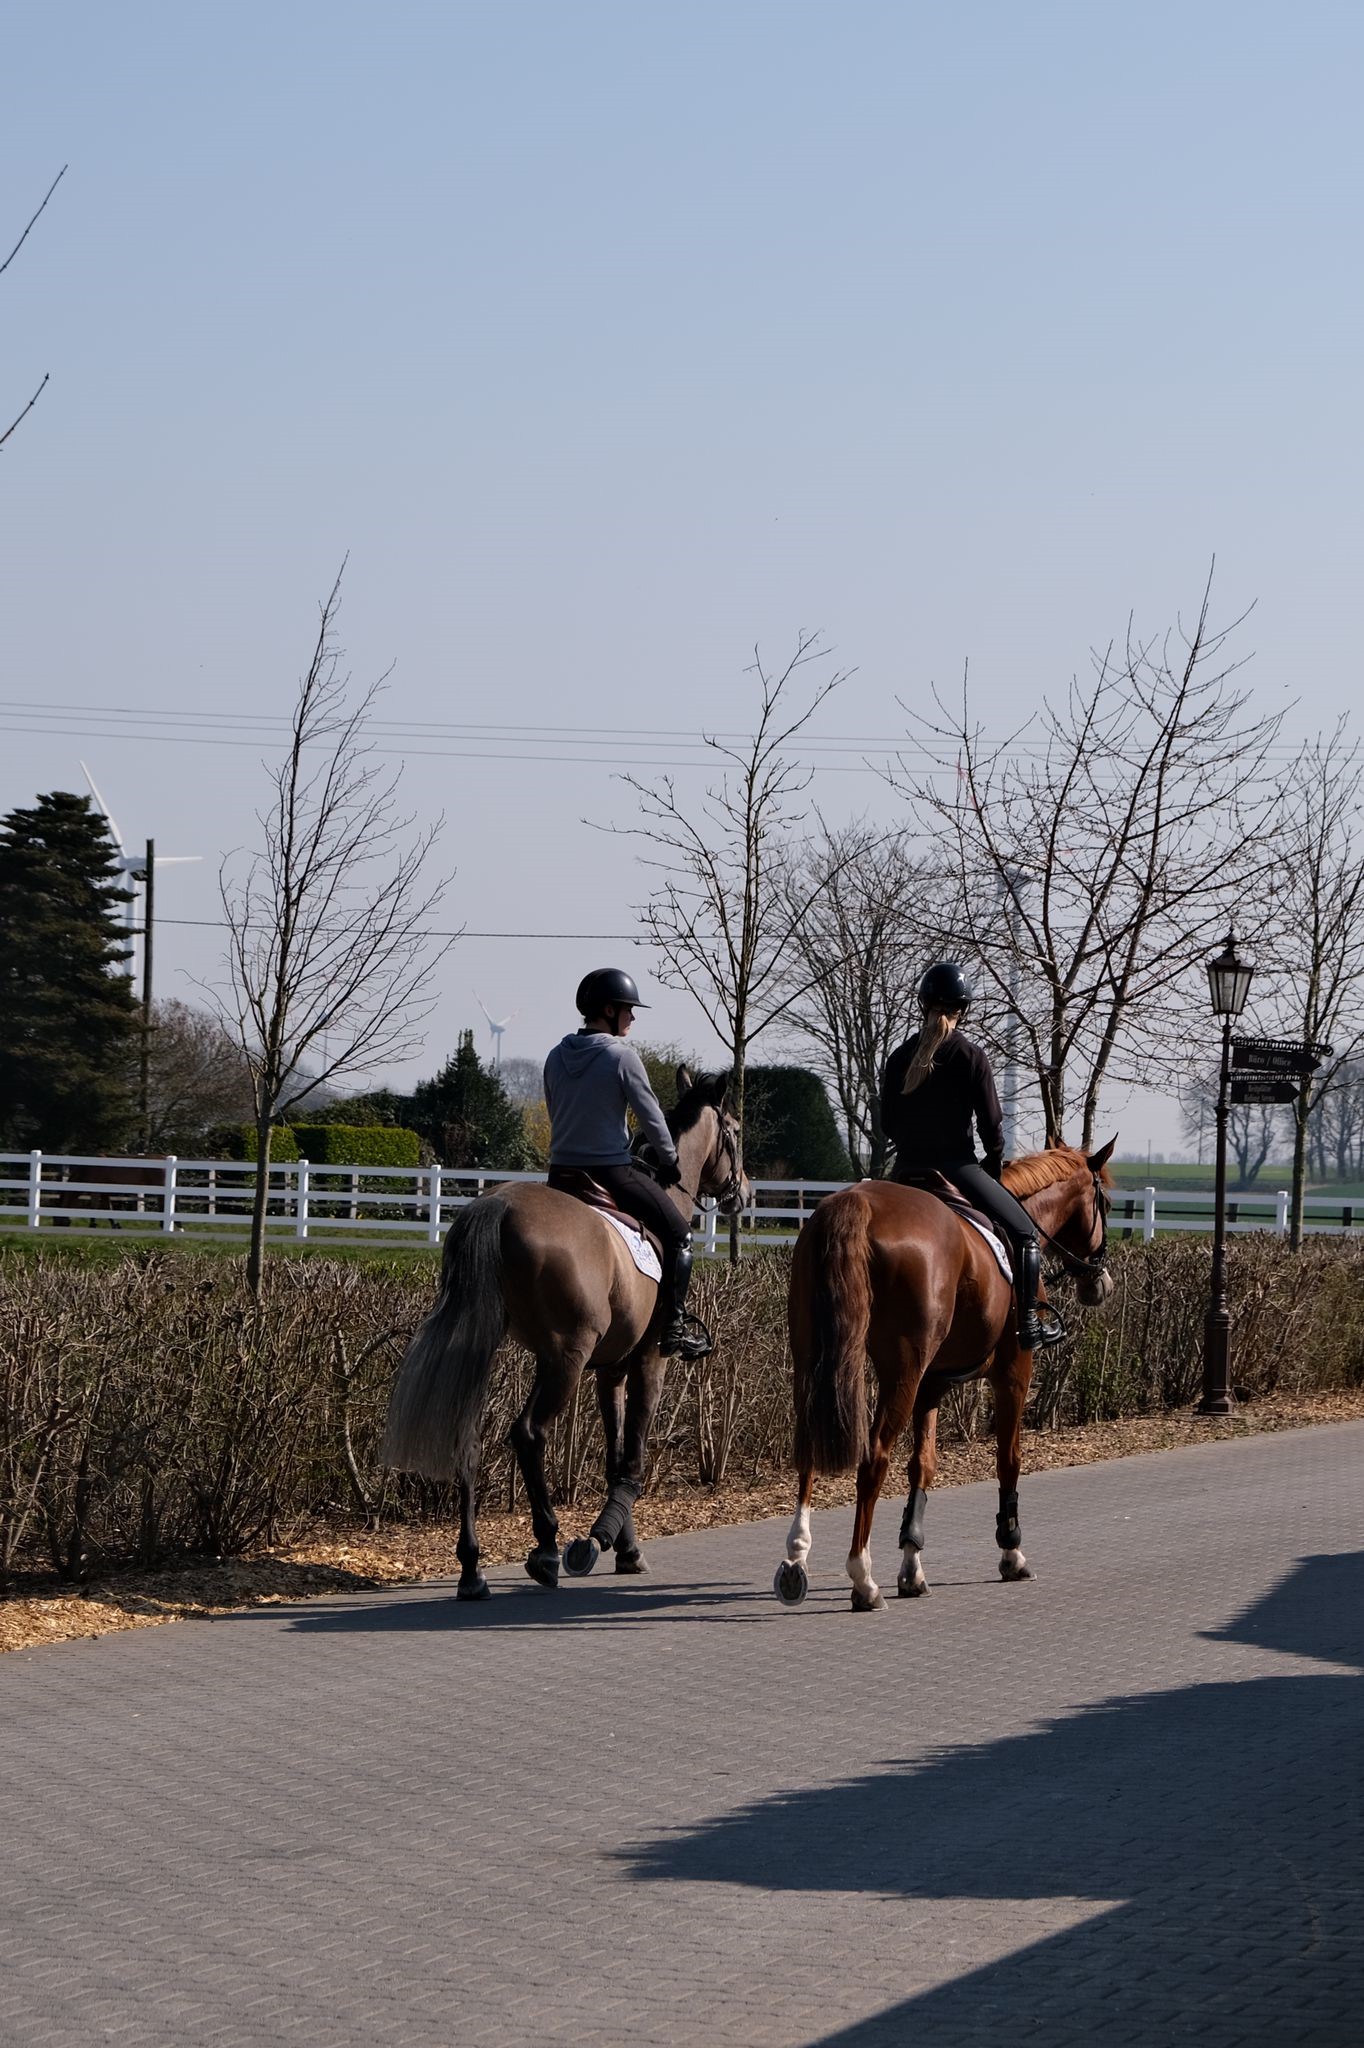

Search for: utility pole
xmin=139 ymin=838 xmax=154 ymax=1147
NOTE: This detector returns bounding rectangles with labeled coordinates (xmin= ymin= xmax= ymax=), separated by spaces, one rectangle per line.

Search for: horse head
xmin=672 ymin=1065 xmax=750 ymax=1215
xmin=1006 ymin=1137 xmax=1117 ymax=1306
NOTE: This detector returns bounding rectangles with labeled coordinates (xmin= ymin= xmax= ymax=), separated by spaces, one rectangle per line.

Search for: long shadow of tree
xmin=620 ymin=1552 xmax=1364 ymax=2046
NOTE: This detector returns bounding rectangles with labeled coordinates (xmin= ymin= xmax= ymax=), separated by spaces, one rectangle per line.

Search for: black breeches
xmin=549 ymin=1162 xmax=692 ymax=1251
xmin=931 ymin=1160 xmax=1038 ymax=1253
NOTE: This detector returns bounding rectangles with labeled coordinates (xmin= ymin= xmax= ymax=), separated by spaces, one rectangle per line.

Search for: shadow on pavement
xmin=276 ymin=1575 xmax=772 ymax=1635
xmin=620 ymin=1550 xmax=1364 ymax=2046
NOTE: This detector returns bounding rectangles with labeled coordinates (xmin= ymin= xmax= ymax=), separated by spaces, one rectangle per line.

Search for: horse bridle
xmin=1037 ymin=1171 xmax=1110 ymax=1285
xmin=634 ymin=1108 xmax=744 ymax=1213
xmin=706 ymin=1113 xmax=745 ymax=1214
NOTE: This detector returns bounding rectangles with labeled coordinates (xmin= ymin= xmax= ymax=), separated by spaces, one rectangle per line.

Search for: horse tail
xmin=381 ymin=1195 xmax=509 ymax=1480
xmin=792 ymin=1186 xmax=872 ymax=1475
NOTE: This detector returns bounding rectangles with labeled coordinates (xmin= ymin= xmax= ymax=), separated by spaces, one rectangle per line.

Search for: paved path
xmin=3 ymin=1423 xmax=1362 ymax=2047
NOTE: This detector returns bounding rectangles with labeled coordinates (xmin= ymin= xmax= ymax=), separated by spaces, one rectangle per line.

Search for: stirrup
xmin=1031 ymin=1302 xmax=1067 ymax=1349
xmin=660 ymin=1310 xmax=714 ymax=1361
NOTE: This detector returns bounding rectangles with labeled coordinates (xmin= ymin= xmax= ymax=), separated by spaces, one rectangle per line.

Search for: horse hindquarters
xmin=791 ymin=1187 xmax=873 ymax=1476
xmin=382 ymin=1196 xmax=509 ymax=1485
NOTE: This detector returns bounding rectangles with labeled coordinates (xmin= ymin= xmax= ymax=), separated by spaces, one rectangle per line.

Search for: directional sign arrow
xmin=1230 ymin=1077 xmax=1301 ymax=1106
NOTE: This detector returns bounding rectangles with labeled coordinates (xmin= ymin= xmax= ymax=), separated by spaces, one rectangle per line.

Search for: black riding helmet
xmin=917 ymin=961 xmax=973 ymax=1013
xmin=575 ymin=967 xmax=648 ymax=1018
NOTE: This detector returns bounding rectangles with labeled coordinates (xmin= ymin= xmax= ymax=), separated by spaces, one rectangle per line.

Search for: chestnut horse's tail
xmin=792 ymin=1185 xmax=872 ymax=1474
xmin=381 ymin=1195 xmax=509 ymax=1481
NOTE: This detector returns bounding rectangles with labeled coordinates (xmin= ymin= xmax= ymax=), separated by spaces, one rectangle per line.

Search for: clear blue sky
xmin=3 ymin=2 xmax=1361 ymax=1152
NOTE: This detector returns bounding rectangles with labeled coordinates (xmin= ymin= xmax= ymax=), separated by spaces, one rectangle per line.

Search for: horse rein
xmin=634 ymin=1109 xmax=744 ymax=1212
xmin=1035 ymin=1171 xmax=1110 ymax=1283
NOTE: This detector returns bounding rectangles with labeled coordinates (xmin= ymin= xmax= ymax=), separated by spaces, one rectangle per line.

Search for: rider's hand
xmin=656 ymin=1153 xmax=683 ymax=1188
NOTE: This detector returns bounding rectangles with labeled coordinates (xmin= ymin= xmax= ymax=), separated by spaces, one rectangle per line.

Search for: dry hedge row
xmin=3 ymin=1234 xmax=1362 ymax=1584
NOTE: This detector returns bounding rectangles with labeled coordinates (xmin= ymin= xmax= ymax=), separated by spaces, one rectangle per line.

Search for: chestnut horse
xmin=382 ymin=1069 xmax=748 ymax=1598
xmin=775 ymin=1142 xmax=1115 ymax=1612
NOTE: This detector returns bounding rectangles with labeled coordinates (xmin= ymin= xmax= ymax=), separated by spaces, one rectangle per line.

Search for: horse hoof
xmin=999 ymin=1555 xmax=1033 ymax=1582
xmin=897 ymin=1574 xmax=930 ymax=1598
xmin=525 ymin=1547 xmax=560 ymax=1589
xmin=773 ymin=1561 xmax=809 ymax=1607
xmin=615 ymin=1549 xmax=649 ymax=1575
xmin=456 ymin=1574 xmax=491 ymax=1602
xmin=563 ymin=1538 xmax=600 ymax=1577
xmin=850 ymin=1585 xmax=886 ymax=1613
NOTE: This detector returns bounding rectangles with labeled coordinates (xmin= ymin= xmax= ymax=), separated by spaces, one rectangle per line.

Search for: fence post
xmin=1142 ymin=1185 xmax=1156 ymax=1243
xmin=1275 ymin=1189 xmax=1289 ymax=1236
xmin=427 ymin=1164 xmax=443 ymax=1245
xmin=162 ymin=1155 xmax=178 ymax=1235
xmin=296 ymin=1159 xmax=310 ymax=1240
xmin=27 ymin=1150 xmax=42 ymax=1230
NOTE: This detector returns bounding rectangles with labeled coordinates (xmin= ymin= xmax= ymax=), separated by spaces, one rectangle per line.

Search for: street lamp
xmin=1200 ymin=932 xmax=1254 ymax=1414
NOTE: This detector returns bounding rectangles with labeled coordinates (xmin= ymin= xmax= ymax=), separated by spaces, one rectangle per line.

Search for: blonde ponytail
xmin=901 ymin=1007 xmax=955 ymax=1096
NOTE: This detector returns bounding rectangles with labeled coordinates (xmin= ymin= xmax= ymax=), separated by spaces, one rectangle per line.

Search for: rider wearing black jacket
xmin=879 ymin=962 xmax=1057 ymax=1351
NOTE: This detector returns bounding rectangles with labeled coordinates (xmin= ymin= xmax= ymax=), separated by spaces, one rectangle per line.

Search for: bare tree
xmin=1 ymin=168 xmax=66 ymax=454
xmin=142 ymin=998 xmax=256 ymax=1149
xmin=614 ymin=631 xmax=852 ymax=1254
xmin=1255 ymin=724 xmax=1364 ymax=1246
xmin=213 ymin=567 xmax=451 ymax=1291
xmin=1180 ymin=1065 xmax=1284 ymax=1189
xmin=897 ymin=572 xmax=1282 ymax=1148
xmin=1308 ymin=1055 xmax=1364 ymax=1183
xmin=776 ymin=821 xmax=959 ymax=1174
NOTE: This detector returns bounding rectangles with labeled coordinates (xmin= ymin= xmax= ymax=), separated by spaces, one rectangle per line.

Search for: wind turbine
xmin=80 ymin=763 xmax=202 ymax=974
xmin=81 ymin=764 xmax=203 ymax=1140
xmin=475 ymin=992 xmax=516 ymax=1070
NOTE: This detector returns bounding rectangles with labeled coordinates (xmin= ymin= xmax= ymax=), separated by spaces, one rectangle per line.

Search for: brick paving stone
xmin=2 ymin=1421 xmax=1362 ymax=2045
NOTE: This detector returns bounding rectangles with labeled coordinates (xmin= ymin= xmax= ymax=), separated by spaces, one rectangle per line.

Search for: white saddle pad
xmin=965 ymin=1215 xmax=1013 ymax=1281
xmin=602 ymin=1210 xmax=663 ymax=1281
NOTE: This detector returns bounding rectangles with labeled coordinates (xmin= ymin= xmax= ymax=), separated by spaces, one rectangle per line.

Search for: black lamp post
xmin=1199 ymin=932 xmax=1254 ymax=1415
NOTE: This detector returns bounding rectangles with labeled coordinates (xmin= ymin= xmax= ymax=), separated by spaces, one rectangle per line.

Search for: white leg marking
xmin=786 ymin=1503 xmax=812 ymax=1566
xmin=846 ymin=1547 xmax=880 ymax=1602
xmin=899 ymin=1543 xmax=928 ymax=1593
xmin=1000 ymin=1545 xmax=1032 ymax=1581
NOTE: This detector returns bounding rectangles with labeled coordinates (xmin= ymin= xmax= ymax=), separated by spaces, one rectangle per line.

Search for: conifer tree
xmin=407 ymin=1030 xmax=529 ymax=1168
xmin=0 ymin=792 xmax=140 ymax=1150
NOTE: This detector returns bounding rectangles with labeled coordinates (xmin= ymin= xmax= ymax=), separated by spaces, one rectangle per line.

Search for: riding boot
xmin=1015 ymin=1237 xmax=1045 ymax=1352
xmin=658 ymin=1243 xmax=712 ymax=1359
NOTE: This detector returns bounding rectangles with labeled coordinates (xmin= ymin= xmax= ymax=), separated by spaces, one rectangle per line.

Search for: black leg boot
xmin=1016 ymin=1237 xmax=1044 ymax=1352
xmin=1016 ymin=1237 xmax=1065 ymax=1350
xmin=658 ymin=1243 xmax=712 ymax=1358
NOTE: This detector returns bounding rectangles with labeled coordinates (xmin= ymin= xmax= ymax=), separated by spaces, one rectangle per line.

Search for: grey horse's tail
xmin=381 ymin=1196 xmax=509 ymax=1480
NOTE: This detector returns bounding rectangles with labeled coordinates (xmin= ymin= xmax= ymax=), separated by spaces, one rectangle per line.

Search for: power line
xmin=158 ymin=917 xmax=638 ymax=939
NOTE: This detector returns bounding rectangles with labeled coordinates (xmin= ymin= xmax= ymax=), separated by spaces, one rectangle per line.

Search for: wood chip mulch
xmin=4 ymin=1388 xmax=1362 ymax=1657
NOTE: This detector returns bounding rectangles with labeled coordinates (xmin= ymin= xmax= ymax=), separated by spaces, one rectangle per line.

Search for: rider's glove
xmin=655 ymin=1153 xmax=683 ymax=1188
xmin=984 ymin=1150 xmax=1005 ymax=1181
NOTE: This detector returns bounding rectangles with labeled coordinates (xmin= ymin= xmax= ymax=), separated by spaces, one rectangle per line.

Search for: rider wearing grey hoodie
xmin=543 ymin=968 xmax=699 ymax=1356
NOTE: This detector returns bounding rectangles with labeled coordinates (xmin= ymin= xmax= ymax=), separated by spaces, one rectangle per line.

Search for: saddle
xmin=898 ymin=1171 xmax=1008 ymax=1252
xmin=546 ymin=1168 xmax=664 ymax=1264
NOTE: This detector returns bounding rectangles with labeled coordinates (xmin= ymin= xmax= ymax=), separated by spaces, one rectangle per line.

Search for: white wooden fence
xmin=1 ymin=1154 xmax=1362 ymax=1252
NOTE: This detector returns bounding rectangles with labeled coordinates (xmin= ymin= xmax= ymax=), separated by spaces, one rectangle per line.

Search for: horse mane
xmin=668 ymin=1073 xmax=724 ymax=1138
xmin=1001 ymin=1145 xmax=1096 ymax=1197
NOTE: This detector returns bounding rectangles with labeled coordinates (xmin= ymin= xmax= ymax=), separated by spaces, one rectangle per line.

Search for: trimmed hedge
xmin=291 ymin=1125 xmax=422 ymax=1169
xmin=2 ymin=1234 xmax=1362 ymax=1583
xmin=208 ymin=1124 xmax=421 ymax=1167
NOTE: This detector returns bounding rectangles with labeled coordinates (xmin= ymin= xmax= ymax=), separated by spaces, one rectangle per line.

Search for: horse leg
xmin=988 ymin=1343 xmax=1034 ymax=1582
xmin=774 ymin=1467 xmax=815 ymax=1606
xmin=454 ymin=1464 xmax=490 ymax=1602
xmin=593 ymin=1351 xmax=665 ymax=1573
xmin=564 ymin=1367 xmax=636 ymax=1578
xmin=846 ymin=1394 xmax=899 ymax=1613
xmin=897 ymin=1394 xmax=939 ymax=1599
xmin=508 ymin=1361 xmax=580 ymax=1589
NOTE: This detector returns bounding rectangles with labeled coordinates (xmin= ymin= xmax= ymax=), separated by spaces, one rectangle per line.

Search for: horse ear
xmin=676 ymin=1063 xmax=695 ymax=1096
xmin=1087 ymin=1136 xmax=1117 ymax=1171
